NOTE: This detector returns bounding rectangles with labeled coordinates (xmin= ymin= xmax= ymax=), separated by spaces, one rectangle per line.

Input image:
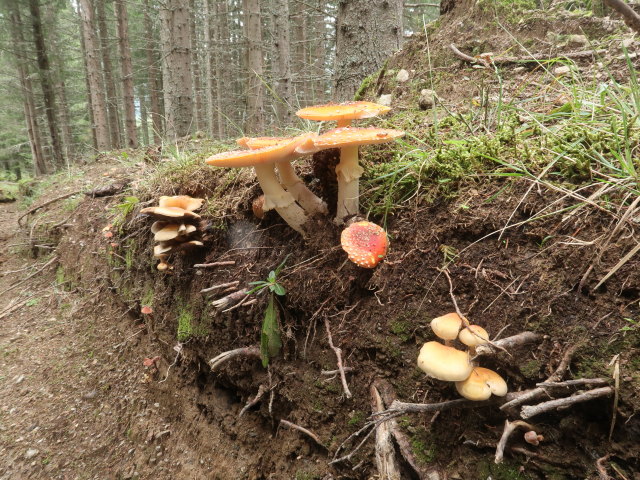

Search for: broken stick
xmin=324 ymin=318 xmax=352 ymax=399
xmin=520 ymin=386 xmax=613 ymax=419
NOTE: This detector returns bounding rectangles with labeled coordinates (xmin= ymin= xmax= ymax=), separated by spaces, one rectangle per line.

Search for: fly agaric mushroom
xmin=296 ymin=101 xmax=391 ymax=128
xmin=431 ymin=312 xmax=464 ymax=345
xmin=340 ymin=220 xmax=388 ymax=268
xmin=158 ymin=195 xmax=203 ymax=212
xmin=298 ymin=127 xmax=405 ymax=223
xmin=455 ymin=367 xmax=508 ymax=401
xmin=238 ymin=135 xmax=327 ymax=215
xmin=417 ymin=341 xmax=473 ymax=382
xmin=205 ymin=135 xmax=316 ymax=235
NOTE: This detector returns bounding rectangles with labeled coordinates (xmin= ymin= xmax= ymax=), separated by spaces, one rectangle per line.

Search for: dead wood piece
xmin=596 ymin=454 xmax=612 ymax=480
xmin=520 ymin=387 xmax=613 ymax=419
xmin=17 ymin=190 xmax=83 ymax=225
xmin=604 ymin=0 xmax=640 ymax=35
xmin=279 ymin=419 xmax=326 ymax=449
xmin=475 ymin=331 xmax=542 ymax=356
xmin=200 ymin=280 xmax=240 ymax=294
xmin=209 ymin=345 xmax=260 ymax=371
xmin=239 ymin=384 xmax=267 ymax=417
xmin=194 ymin=261 xmax=236 ymax=268
xmin=211 ymin=288 xmax=249 ymax=310
xmin=495 ymin=419 xmax=537 ymax=464
xmin=0 ymin=256 xmax=58 ymax=297
xmin=371 ymin=384 xmax=401 ymax=480
xmin=537 ymin=378 xmax=609 ymax=388
xmin=321 ymin=367 xmax=354 ymax=376
xmin=450 ymin=43 xmax=490 ymax=67
xmin=85 ymin=181 xmax=129 ymax=198
xmin=385 ymin=398 xmax=488 ymax=416
xmin=324 ymin=318 xmax=352 ymax=399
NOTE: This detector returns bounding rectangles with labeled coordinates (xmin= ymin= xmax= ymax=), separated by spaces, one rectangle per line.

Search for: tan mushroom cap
xmin=158 ymin=195 xmax=203 ymax=212
xmin=152 ymin=223 xmax=196 ymax=242
xmin=141 ymin=206 xmax=201 ymax=221
xmin=417 ymin=341 xmax=473 ymax=382
xmin=296 ymin=101 xmax=391 ymax=123
xmin=297 ymin=127 xmax=405 ymax=154
xmin=458 ymin=325 xmax=490 ymax=347
xmin=455 ymin=367 xmax=508 ymax=401
xmin=153 ymin=243 xmax=173 ymax=256
xmin=206 ymin=135 xmax=315 ymax=168
xmin=340 ymin=221 xmax=389 ymax=268
xmin=237 ymin=136 xmax=292 ymax=150
xmin=430 ymin=312 xmax=463 ymax=341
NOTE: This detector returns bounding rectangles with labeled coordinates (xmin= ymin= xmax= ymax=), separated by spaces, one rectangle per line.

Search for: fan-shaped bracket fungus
xmin=340 ymin=221 xmax=388 ymax=268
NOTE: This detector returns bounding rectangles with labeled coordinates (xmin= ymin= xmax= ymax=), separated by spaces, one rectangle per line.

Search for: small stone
xmin=567 ymin=34 xmax=588 ymax=47
xmin=14 ymin=375 xmax=25 ymax=385
xmin=378 ymin=94 xmax=392 ymax=107
xmin=396 ymin=69 xmax=410 ymax=82
xmin=513 ymin=66 xmax=525 ymax=73
xmin=554 ymin=66 xmax=571 ymax=76
xmin=25 ymin=449 xmax=39 ymax=460
xmin=622 ymin=38 xmax=634 ymax=49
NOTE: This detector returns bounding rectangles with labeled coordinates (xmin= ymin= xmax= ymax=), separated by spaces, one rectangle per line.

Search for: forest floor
xmin=2 ymin=3 xmax=640 ymax=480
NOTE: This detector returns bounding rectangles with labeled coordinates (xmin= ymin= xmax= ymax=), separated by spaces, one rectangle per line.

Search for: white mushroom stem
xmin=334 ymin=145 xmax=363 ymax=224
xmin=276 ymin=161 xmax=328 ymax=215
xmin=254 ymin=163 xmax=308 ymax=235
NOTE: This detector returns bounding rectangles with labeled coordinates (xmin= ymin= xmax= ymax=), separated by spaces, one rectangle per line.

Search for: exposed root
xmin=194 ymin=260 xmax=236 ymax=268
xmin=371 ymin=383 xmax=401 ymax=480
xmin=520 ymin=387 xmax=613 ymax=419
xmin=200 ymin=280 xmax=240 ymax=294
xmin=324 ymin=318 xmax=352 ymax=399
xmin=494 ymin=419 xmax=537 ymax=464
xmin=211 ymin=288 xmax=249 ymax=310
xmin=239 ymin=384 xmax=267 ymax=417
xmin=279 ymin=419 xmax=326 ymax=449
xmin=475 ymin=331 xmax=543 ymax=357
xmin=209 ymin=345 xmax=260 ymax=371
xmin=596 ymin=454 xmax=612 ymax=480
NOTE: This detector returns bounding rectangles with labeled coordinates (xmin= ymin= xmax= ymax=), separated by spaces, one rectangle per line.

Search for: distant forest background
xmin=0 ymin=0 xmax=441 ymax=179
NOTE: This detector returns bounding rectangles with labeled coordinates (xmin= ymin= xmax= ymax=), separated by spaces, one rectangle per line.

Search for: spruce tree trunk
xmin=78 ymin=0 xmax=111 ymax=150
xmin=115 ymin=0 xmax=138 ymax=148
xmin=189 ymin=0 xmax=205 ymax=133
xmin=273 ymin=0 xmax=292 ymax=125
xmin=96 ymin=0 xmax=121 ymax=148
xmin=291 ymin=0 xmax=306 ymax=105
xmin=333 ymin=0 xmax=404 ymax=101
xmin=143 ymin=0 xmax=163 ymax=143
xmin=216 ymin=0 xmax=231 ymax=138
xmin=159 ymin=0 xmax=194 ymax=140
xmin=77 ymin=9 xmax=98 ymax=151
xmin=29 ymin=0 xmax=65 ymax=167
xmin=9 ymin=8 xmax=47 ymax=175
xmin=204 ymin=0 xmax=216 ymax=137
xmin=243 ymin=0 xmax=264 ymax=134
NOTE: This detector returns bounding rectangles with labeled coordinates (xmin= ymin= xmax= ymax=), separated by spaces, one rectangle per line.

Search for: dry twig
xmin=279 ymin=419 xmax=326 ymax=449
xmin=0 ymin=256 xmax=58 ymax=297
xmin=209 ymin=345 xmax=260 ymax=371
xmin=495 ymin=420 xmax=537 ymax=464
xmin=194 ymin=261 xmax=236 ymax=268
xmin=17 ymin=191 xmax=83 ymax=225
xmin=371 ymin=384 xmax=401 ymax=480
xmin=520 ymin=386 xmax=613 ymax=419
xmin=200 ymin=281 xmax=240 ymax=294
xmin=324 ymin=317 xmax=352 ymax=398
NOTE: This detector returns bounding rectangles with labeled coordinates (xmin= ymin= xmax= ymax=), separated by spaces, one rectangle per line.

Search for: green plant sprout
xmin=248 ymin=255 xmax=290 ymax=367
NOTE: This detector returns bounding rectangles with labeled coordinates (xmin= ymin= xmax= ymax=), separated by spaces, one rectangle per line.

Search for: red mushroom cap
xmin=340 ymin=221 xmax=389 ymax=268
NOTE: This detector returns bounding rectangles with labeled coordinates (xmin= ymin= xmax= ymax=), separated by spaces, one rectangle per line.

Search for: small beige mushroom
xmin=158 ymin=195 xmax=204 ymax=212
xmin=458 ymin=325 xmax=490 ymax=347
xmin=141 ymin=206 xmax=201 ymax=222
xmin=417 ymin=341 xmax=473 ymax=382
xmin=431 ymin=312 xmax=463 ymax=343
xmin=455 ymin=367 xmax=508 ymax=401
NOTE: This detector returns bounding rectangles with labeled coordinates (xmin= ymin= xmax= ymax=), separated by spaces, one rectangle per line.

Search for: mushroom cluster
xmin=204 ymin=101 xmax=405 ymax=235
xmin=417 ymin=312 xmax=508 ymax=401
xmin=141 ymin=195 xmax=204 ymax=271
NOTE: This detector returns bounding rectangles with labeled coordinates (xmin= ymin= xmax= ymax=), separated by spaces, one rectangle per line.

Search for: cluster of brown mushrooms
xmin=417 ymin=312 xmax=508 ymax=401
xmin=204 ymin=101 xmax=405 ymax=235
xmin=140 ymin=195 xmax=204 ymax=271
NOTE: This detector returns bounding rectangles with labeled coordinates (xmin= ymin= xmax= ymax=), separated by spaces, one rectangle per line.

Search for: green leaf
xmin=260 ymin=295 xmax=282 ymax=367
xmin=268 ymin=270 xmax=276 ymax=282
xmin=272 ymin=283 xmax=286 ymax=296
xmin=274 ymin=254 xmax=291 ymax=276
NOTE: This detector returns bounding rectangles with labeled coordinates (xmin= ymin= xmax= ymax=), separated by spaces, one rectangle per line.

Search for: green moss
xmin=354 ymin=72 xmax=377 ymax=101
xmin=390 ymin=320 xmax=411 ymax=342
xmin=176 ymin=305 xmax=208 ymax=341
xmin=347 ymin=410 xmax=365 ymax=427
xmin=519 ymin=359 xmax=541 ymax=380
xmin=410 ymin=427 xmax=437 ymax=464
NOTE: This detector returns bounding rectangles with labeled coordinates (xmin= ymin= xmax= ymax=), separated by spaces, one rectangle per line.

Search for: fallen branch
xmin=450 ymin=43 xmax=490 ymax=67
xmin=200 ymin=281 xmax=240 ymax=294
xmin=537 ymin=378 xmax=609 ymax=388
xmin=279 ymin=419 xmax=326 ymax=449
xmin=194 ymin=261 xmax=236 ymax=268
xmin=475 ymin=331 xmax=542 ymax=356
xmin=211 ymin=288 xmax=249 ymax=310
xmin=209 ymin=345 xmax=260 ymax=371
xmin=495 ymin=419 xmax=537 ymax=464
xmin=17 ymin=190 xmax=83 ymax=225
xmin=604 ymin=0 xmax=640 ymax=35
xmin=85 ymin=181 xmax=129 ymax=198
xmin=371 ymin=384 xmax=401 ymax=479
xmin=0 ymin=256 xmax=58 ymax=297
xmin=321 ymin=367 xmax=355 ymax=376
xmin=324 ymin=318 xmax=352 ymax=399
xmin=520 ymin=387 xmax=613 ymax=419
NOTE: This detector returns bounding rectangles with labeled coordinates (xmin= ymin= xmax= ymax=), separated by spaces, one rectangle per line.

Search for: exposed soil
xmin=2 ymin=6 xmax=640 ymax=480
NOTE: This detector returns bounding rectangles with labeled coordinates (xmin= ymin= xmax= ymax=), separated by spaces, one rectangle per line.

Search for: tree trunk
xmin=29 ymin=0 xmax=65 ymax=167
xmin=77 ymin=8 xmax=98 ymax=151
xmin=243 ymin=0 xmax=264 ymax=134
xmin=9 ymin=8 xmax=47 ymax=175
xmin=333 ymin=0 xmax=404 ymax=101
xmin=440 ymin=0 xmax=475 ymax=15
xmin=215 ymin=0 xmax=231 ymax=138
xmin=273 ymin=0 xmax=292 ymax=125
xmin=140 ymin=88 xmax=150 ymax=145
xmin=78 ymin=0 xmax=111 ymax=150
xmin=204 ymin=0 xmax=216 ymax=137
xmin=55 ymin=78 xmax=74 ymax=162
xmin=115 ymin=0 xmax=138 ymax=148
xmin=143 ymin=0 xmax=163 ymax=143
xmin=291 ymin=0 xmax=307 ymax=105
xmin=159 ymin=0 xmax=194 ymax=140
xmin=190 ymin=0 xmax=205 ymax=133
xmin=96 ymin=0 xmax=121 ymax=148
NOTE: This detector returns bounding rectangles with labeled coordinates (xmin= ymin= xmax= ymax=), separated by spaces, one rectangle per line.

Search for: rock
xmin=396 ymin=69 xmax=410 ymax=82
xmin=513 ymin=66 xmax=525 ymax=73
xmin=14 ymin=375 xmax=25 ymax=385
xmin=622 ymin=38 xmax=635 ymax=49
xmin=418 ymin=89 xmax=437 ymax=110
xmin=378 ymin=94 xmax=392 ymax=107
xmin=554 ymin=66 xmax=571 ymax=76
xmin=25 ymin=449 xmax=39 ymax=460
xmin=567 ymin=34 xmax=588 ymax=47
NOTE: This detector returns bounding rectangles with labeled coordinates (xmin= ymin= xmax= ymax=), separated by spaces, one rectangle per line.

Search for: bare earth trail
xmin=0 ymin=199 xmax=223 ymax=479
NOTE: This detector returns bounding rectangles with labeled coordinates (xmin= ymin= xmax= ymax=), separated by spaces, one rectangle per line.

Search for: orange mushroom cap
xmin=297 ymin=127 xmax=405 ymax=154
xmin=206 ymin=135 xmax=314 ymax=168
xmin=340 ymin=221 xmax=389 ymax=268
xmin=237 ymin=136 xmax=292 ymax=150
xmin=296 ymin=101 xmax=391 ymax=123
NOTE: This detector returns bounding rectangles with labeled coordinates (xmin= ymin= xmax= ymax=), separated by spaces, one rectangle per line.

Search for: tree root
xmin=371 ymin=383 xmax=401 ymax=480
xmin=209 ymin=345 xmax=260 ymax=371
xmin=324 ymin=318 xmax=352 ymax=398
xmin=279 ymin=419 xmax=326 ymax=449
xmin=494 ymin=419 xmax=537 ymax=464
xmin=520 ymin=386 xmax=613 ymax=419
